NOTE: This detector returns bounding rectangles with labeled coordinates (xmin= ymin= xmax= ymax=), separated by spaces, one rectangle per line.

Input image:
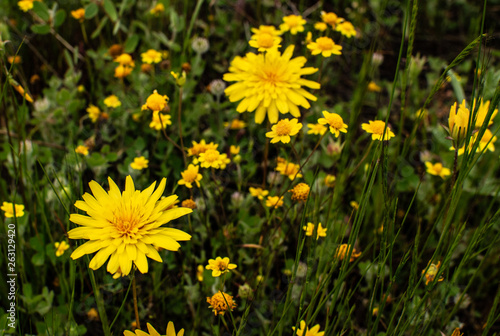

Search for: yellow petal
xmin=134 ymin=251 xmax=149 ymax=273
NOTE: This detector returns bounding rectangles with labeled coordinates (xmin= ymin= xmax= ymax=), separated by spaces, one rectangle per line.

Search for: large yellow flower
xmin=124 ymin=322 xmax=184 ymax=336
xmin=292 ymin=320 xmax=325 ymax=336
xmin=224 ymin=45 xmax=320 ymax=124
xmin=68 ymin=176 xmax=192 ymax=276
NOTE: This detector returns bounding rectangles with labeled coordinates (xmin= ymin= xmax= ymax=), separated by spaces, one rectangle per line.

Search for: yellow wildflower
xmin=150 ymin=3 xmax=165 ymax=15
xmin=336 ymin=21 xmax=357 ymax=38
xmin=361 ymin=120 xmax=395 ymax=141
xmin=276 ymin=160 xmax=302 ymax=180
xmin=1 ymin=202 xmax=25 ymax=218
xmin=303 ymin=223 xmax=327 ymax=240
xmin=368 ymin=81 xmax=382 ymax=92
xmin=114 ymin=64 xmax=133 ymax=78
xmin=205 ymin=257 xmax=237 ymax=277
xmin=149 ymin=111 xmax=172 ymax=130
xmin=450 ymin=328 xmax=463 ymax=336
xmin=307 ymin=37 xmax=342 ymax=57
xmin=198 ymin=149 xmax=229 ymax=169
xmin=54 ymin=241 xmax=70 ymax=257
xmin=86 ymin=105 xmax=101 ymax=123
xmin=75 ymin=145 xmax=89 ymax=156
xmin=141 ymin=49 xmax=162 ymax=64
xmin=130 ymin=156 xmax=149 ymax=170
xmin=249 ymin=32 xmax=281 ymax=51
xmin=249 ymin=187 xmax=269 ymax=200
xmin=422 ymin=261 xmax=444 ymax=285
xmin=178 ymin=164 xmax=202 ymax=188
xmin=71 ymin=8 xmax=85 ymax=22
xmin=207 ymin=291 xmax=237 ymax=316
xmin=324 ymin=174 xmax=336 ymax=187
xmin=197 ymin=264 xmax=204 ymax=281
xmin=224 ymin=119 xmax=247 ymax=129
xmin=471 ymin=98 xmax=498 ymax=128
xmin=289 ymin=183 xmax=310 ymax=202
xmin=292 ymin=320 xmax=325 ymax=336
xmin=187 ymin=140 xmax=218 ymax=157
xmin=314 ymin=22 xmax=328 ymax=31
xmin=307 ymin=123 xmax=328 ymax=135
xmin=266 ymin=118 xmax=302 ymax=144
xmin=265 ymin=195 xmax=284 ymax=208
xmin=335 ymin=244 xmax=362 ymax=262
xmin=321 ymin=11 xmax=342 ymax=27
xmin=181 ymin=199 xmax=196 ymax=210
xmin=425 ymin=162 xmax=451 ymax=179
xmin=124 ymin=322 xmax=184 ymax=336
xmin=230 ymin=145 xmax=240 ymax=155
xmin=449 ymin=100 xmax=470 ymax=144
xmin=142 ymin=90 xmax=169 ymax=112
xmin=317 ymin=111 xmax=348 ymax=136
xmin=8 ymin=56 xmax=21 ymax=64
xmin=114 ymin=53 xmax=135 ymax=67
xmin=103 ymin=95 xmax=121 ymax=108
xmin=280 ymin=15 xmax=306 ymax=34
xmin=18 ymin=0 xmax=34 ymax=12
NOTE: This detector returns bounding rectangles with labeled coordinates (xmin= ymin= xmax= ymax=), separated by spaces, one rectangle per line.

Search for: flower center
xmin=371 ymin=121 xmax=386 ymax=135
xmin=114 ymin=213 xmax=140 ymax=238
xmin=287 ymin=16 xmax=300 ymax=27
xmin=317 ymin=37 xmax=334 ymax=50
xmin=184 ymin=170 xmax=197 ymax=182
xmin=275 ymin=120 xmax=292 ymax=136
xmin=216 ymin=261 xmax=227 ymax=271
xmin=327 ymin=115 xmax=343 ymax=129
xmin=257 ymin=33 xmax=274 ymax=48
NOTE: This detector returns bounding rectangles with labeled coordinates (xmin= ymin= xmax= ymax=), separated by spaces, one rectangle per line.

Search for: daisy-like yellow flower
xmin=103 ymin=95 xmax=121 ymax=108
xmin=205 ymin=256 xmax=237 ymax=277
xmin=425 ymin=162 xmax=451 ymax=179
xmin=124 ymin=322 xmax=184 ymax=336
xmin=289 ymin=183 xmax=310 ymax=202
xmin=280 ymin=15 xmax=306 ymax=35
xmin=150 ymin=3 xmax=165 ymax=15
xmin=453 ymin=128 xmax=498 ymax=156
xmin=68 ymin=176 xmax=192 ymax=276
xmin=114 ymin=53 xmax=135 ymax=67
xmin=1 ymin=202 xmax=25 ymax=218
xmin=75 ymin=145 xmax=89 ymax=156
xmin=303 ymin=223 xmax=327 ymax=240
xmin=224 ymin=45 xmax=320 ymax=124
xmin=471 ymin=98 xmax=498 ymax=128
xmin=448 ymin=100 xmax=470 ymax=144
xmin=307 ymin=123 xmax=327 ymax=135
xmin=336 ymin=21 xmax=357 ymax=38
xmin=178 ymin=164 xmax=202 ymax=188
xmin=230 ymin=145 xmax=240 ymax=155
xmin=141 ymin=49 xmax=163 ymax=64
xmin=198 ymin=149 xmax=229 ymax=169
xmin=224 ymin=119 xmax=247 ymax=129
xmin=87 ymin=105 xmax=101 ymax=123
xmin=54 ymin=241 xmax=70 ymax=257
xmin=114 ymin=64 xmax=133 ymax=78
xmin=317 ymin=111 xmax=348 ymax=136
xmin=142 ymin=90 xmax=169 ymax=112
xmin=265 ymin=118 xmax=302 ymax=144
xmin=314 ymin=22 xmax=328 ymax=31
xmin=207 ymin=291 xmax=237 ymax=316
xmin=71 ymin=8 xmax=85 ymax=22
xmin=292 ymin=320 xmax=325 ymax=336
xmin=149 ymin=111 xmax=172 ymax=130
xmin=250 ymin=25 xmax=282 ymax=39
xmin=18 ymin=0 xmax=35 ymax=12
xmin=361 ymin=120 xmax=395 ymax=141
xmin=368 ymin=81 xmax=382 ymax=92
xmin=321 ymin=11 xmax=342 ymax=27
xmin=265 ymin=195 xmax=284 ymax=208
xmin=249 ymin=187 xmax=269 ymax=200
xmin=249 ymin=32 xmax=282 ymax=52
xmin=197 ymin=264 xmax=204 ymax=281
xmin=187 ymin=140 xmax=218 ymax=157
xmin=276 ymin=160 xmax=302 ymax=180
xmin=334 ymin=244 xmax=362 ymax=262
xmin=130 ymin=156 xmax=149 ymax=170
xmin=307 ymin=37 xmax=342 ymax=57
xmin=422 ymin=261 xmax=444 ymax=285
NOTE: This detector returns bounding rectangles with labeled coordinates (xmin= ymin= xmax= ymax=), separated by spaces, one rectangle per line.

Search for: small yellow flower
xmin=181 ymin=198 xmax=197 ymax=210
xmin=453 ymin=129 xmax=497 ymax=156
xmin=8 ymin=56 xmax=21 ymax=64
xmin=425 ymin=162 xmax=451 ymax=179
xmin=314 ymin=22 xmax=328 ymax=31
xmin=448 ymin=100 xmax=470 ymax=145
xmin=207 ymin=291 xmax=237 ymax=316
xmin=324 ymin=174 xmax=336 ymax=187
xmin=336 ymin=21 xmax=357 ymax=38
xmin=249 ymin=187 xmax=269 ymax=200
xmin=307 ymin=123 xmax=328 ymax=135
xmin=206 ymin=257 xmax=237 ymax=277
xmin=114 ymin=64 xmax=133 ymax=78
xmin=422 ymin=261 xmax=444 ymax=285
xmin=230 ymin=145 xmax=240 ymax=155
xmin=18 ymin=0 xmax=34 ymax=12
xmin=87 ymin=307 xmax=99 ymax=321
xmin=280 ymin=15 xmax=306 ymax=35
xmin=361 ymin=120 xmax=395 ymax=141
xmin=130 ymin=156 xmax=149 ymax=170
xmin=1 ymin=202 xmax=25 ymax=218
xmin=471 ymin=98 xmax=498 ymax=128
xmin=250 ymin=25 xmax=282 ymax=38
xmin=368 ymin=81 xmax=382 ymax=92
xmin=249 ymin=32 xmax=282 ymax=52
xmin=86 ymin=105 xmax=101 ymax=123
xmin=289 ymin=183 xmax=310 ymax=202
xmin=178 ymin=164 xmax=202 ymax=188
xmin=266 ymin=118 xmax=302 ymax=144
xmin=292 ymin=320 xmax=325 ymax=336
xmin=303 ymin=222 xmax=327 ymax=240
xmin=71 ymin=8 xmax=86 ymax=22
xmin=197 ymin=264 xmax=204 ymax=281
xmin=224 ymin=119 xmax=247 ymax=130
xmin=307 ymin=37 xmax=342 ymax=57
xmin=198 ymin=149 xmax=229 ymax=169
xmin=321 ymin=11 xmax=342 ymax=27
xmin=75 ymin=145 xmax=89 ymax=156
xmin=171 ymin=71 xmax=187 ymax=87
xmin=114 ymin=53 xmax=135 ymax=67
xmin=276 ymin=160 xmax=302 ymax=180
xmin=142 ymin=90 xmax=169 ymax=112
xmin=334 ymin=244 xmax=362 ymax=262
xmin=124 ymin=322 xmax=184 ymax=336
xmin=54 ymin=241 xmax=70 ymax=257
xmin=350 ymin=201 xmax=359 ymax=210
xmin=317 ymin=111 xmax=348 ymax=136
xmin=103 ymin=95 xmax=121 ymax=108
xmin=150 ymin=3 xmax=165 ymax=15
xmin=149 ymin=111 xmax=172 ymax=130
xmin=265 ymin=195 xmax=284 ymax=208
xmin=187 ymin=140 xmax=218 ymax=157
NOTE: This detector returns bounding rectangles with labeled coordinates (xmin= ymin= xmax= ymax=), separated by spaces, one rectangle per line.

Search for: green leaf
xmin=85 ymin=2 xmax=99 ymax=19
xmin=124 ymin=34 xmax=139 ymax=53
xmin=152 ymin=32 xmax=181 ymax=52
xmin=91 ymin=17 xmax=109 ymax=39
xmin=54 ymin=9 xmax=66 ymax=28
xmin=169 ymin=9 xmax=185 ymax=33
xmin=31 ymin=24 xmax=51 ymax=35
xmin=32 ymin=1 xmax=50 ymax=22
xmin=103 ymin=0 xmax=118 ymax=21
